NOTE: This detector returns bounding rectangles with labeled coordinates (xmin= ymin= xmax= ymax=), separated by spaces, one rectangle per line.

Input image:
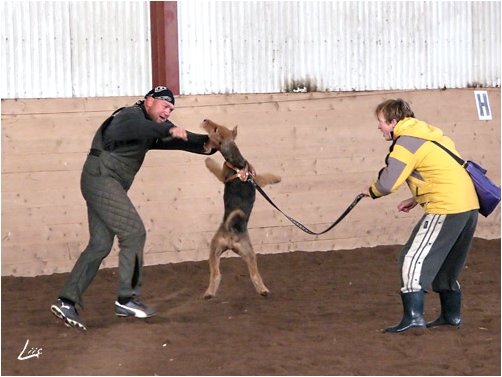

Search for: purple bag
xmin=432 ymin=141 xmax=500 ymax=217
xmin=464 ymin=161 xmax=501 ymax=217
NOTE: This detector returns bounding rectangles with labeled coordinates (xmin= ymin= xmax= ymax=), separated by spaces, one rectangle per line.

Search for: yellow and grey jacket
xmin=369 ymin=118 xmax=479 ymax=214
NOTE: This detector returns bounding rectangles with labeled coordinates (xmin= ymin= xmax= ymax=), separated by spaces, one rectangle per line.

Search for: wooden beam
xmin=150 ymin=2 xmax=180 ymax=94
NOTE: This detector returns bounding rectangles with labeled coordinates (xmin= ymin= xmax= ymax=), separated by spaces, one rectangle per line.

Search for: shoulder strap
xmin=430 ymin=140 xmax=465 ymax=167
xmin=90 ymin=107 xmax=127 ymax=152
xmin=111 ymin=106 xmax=126 ymax=116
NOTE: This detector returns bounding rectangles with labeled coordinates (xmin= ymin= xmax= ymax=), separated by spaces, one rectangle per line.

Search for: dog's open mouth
xmin=201 ymin=119 xmax=238 ymax=150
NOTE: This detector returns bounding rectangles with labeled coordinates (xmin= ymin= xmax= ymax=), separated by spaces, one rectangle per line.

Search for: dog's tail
xmin=224 ymin=209 xmax=248 ymax=234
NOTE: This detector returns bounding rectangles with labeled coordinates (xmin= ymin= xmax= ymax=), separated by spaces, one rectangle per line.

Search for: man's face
xmin=377 ymin=112 xmax=397 ymax=141
xmin=144 ymin=97 xmax=175 ymax=123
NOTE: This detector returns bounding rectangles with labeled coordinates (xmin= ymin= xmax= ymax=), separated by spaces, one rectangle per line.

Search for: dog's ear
xmin=232 ymin=126 xmax=238 ymax=139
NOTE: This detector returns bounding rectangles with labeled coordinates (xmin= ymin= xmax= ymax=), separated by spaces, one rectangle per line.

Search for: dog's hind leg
xmin=233 ymin=233 xmax=269 ymax=296
xmin=204 ymin=230 xmax=228 ymax=299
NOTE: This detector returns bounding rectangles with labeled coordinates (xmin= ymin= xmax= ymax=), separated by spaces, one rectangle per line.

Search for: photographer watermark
xmin=17 ymin=339 xmax=43 ymax=361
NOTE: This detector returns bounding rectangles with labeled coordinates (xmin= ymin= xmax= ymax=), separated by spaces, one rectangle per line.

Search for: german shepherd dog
xmin=201 ymin=119 xmax=281 ymax=298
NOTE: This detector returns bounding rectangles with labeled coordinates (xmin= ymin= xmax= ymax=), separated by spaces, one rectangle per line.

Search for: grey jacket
xmin=82 ymin=102 xmax=215 ymax=190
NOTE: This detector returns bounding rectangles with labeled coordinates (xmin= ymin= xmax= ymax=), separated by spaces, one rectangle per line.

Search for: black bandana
xmin=144 ymin=86 xmax=175 ymax=105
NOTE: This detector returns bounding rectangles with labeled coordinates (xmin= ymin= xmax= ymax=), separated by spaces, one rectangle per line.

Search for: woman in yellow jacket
xmin=369 ymin=99 xmax=479 ymax=333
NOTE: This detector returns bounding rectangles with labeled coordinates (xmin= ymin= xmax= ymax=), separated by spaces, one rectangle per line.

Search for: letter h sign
xmin=474 ymin=90 xmax=492 ymax=121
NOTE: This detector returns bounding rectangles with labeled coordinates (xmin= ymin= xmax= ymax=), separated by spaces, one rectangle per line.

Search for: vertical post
xmin=150 ymin=2 xmax=180 ymax=94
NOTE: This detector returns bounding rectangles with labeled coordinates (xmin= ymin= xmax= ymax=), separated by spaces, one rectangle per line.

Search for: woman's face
xmin=377 ymin=111 xmax=397 ymax=141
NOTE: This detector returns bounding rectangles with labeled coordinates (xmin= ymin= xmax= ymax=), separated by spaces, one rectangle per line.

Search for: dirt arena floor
xmin=1 ymin=237 xmax=500 ymax=375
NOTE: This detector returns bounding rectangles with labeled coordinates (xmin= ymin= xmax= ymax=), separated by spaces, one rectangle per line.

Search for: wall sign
xmin=474 ymin=90 xmax=492 ymax=120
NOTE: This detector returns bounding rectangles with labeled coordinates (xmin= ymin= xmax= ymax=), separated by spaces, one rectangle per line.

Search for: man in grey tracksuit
xmin=51 ymin=86 xmax=215 ymax=330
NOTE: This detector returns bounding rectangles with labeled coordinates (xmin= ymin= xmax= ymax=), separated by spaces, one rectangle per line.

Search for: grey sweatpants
xmin=399 ymin=209 xmax=478 ymax=294
xmin=59 ymin=170 xmax=146 ymax=306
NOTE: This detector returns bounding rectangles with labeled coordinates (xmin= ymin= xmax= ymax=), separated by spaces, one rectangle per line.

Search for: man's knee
xmin=82 ymin=238 xmax=114 ymax=259
xmin=118 ymin=227 xmax=146 ymax=250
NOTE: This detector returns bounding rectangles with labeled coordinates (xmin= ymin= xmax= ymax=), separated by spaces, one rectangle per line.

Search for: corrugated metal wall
xmin=1 ymin=1 xmax=500 ymax=98
xmin=178 ymin=1 xmax=501 ymax=94
xmin=1 ymin=1 xmax=151 ymax=98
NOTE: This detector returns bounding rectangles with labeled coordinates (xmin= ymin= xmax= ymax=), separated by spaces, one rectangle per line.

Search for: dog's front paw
xmin=205 ymin=157 xmax=219 ymax=171
xmin=269 ymin=175 xmax=281 ymax=184
xmin=255 ymin=174 xmax=281 ymax=187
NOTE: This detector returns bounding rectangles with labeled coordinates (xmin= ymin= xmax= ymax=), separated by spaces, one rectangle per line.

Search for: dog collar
xmin=224 ymin=161 xmax=254 ymax=183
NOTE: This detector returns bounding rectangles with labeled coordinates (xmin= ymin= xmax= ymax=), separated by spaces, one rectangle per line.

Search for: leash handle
xmin=254 ymin=182 xmax=367 ymax=235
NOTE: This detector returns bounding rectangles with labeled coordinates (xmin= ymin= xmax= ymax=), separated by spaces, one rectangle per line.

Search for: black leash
xmin=253 ymin=182 xmax=367 ymax=235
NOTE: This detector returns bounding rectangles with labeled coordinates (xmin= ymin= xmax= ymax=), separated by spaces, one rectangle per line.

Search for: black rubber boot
xmin=427 ymin=290 xmax=462 ymax=328
xmin=384 ymin=291 xmax=427 ymax=333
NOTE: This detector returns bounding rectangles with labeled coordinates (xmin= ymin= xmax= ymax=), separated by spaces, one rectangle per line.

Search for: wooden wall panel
xmin=2 ymin=89 xmax=500 ymax=276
